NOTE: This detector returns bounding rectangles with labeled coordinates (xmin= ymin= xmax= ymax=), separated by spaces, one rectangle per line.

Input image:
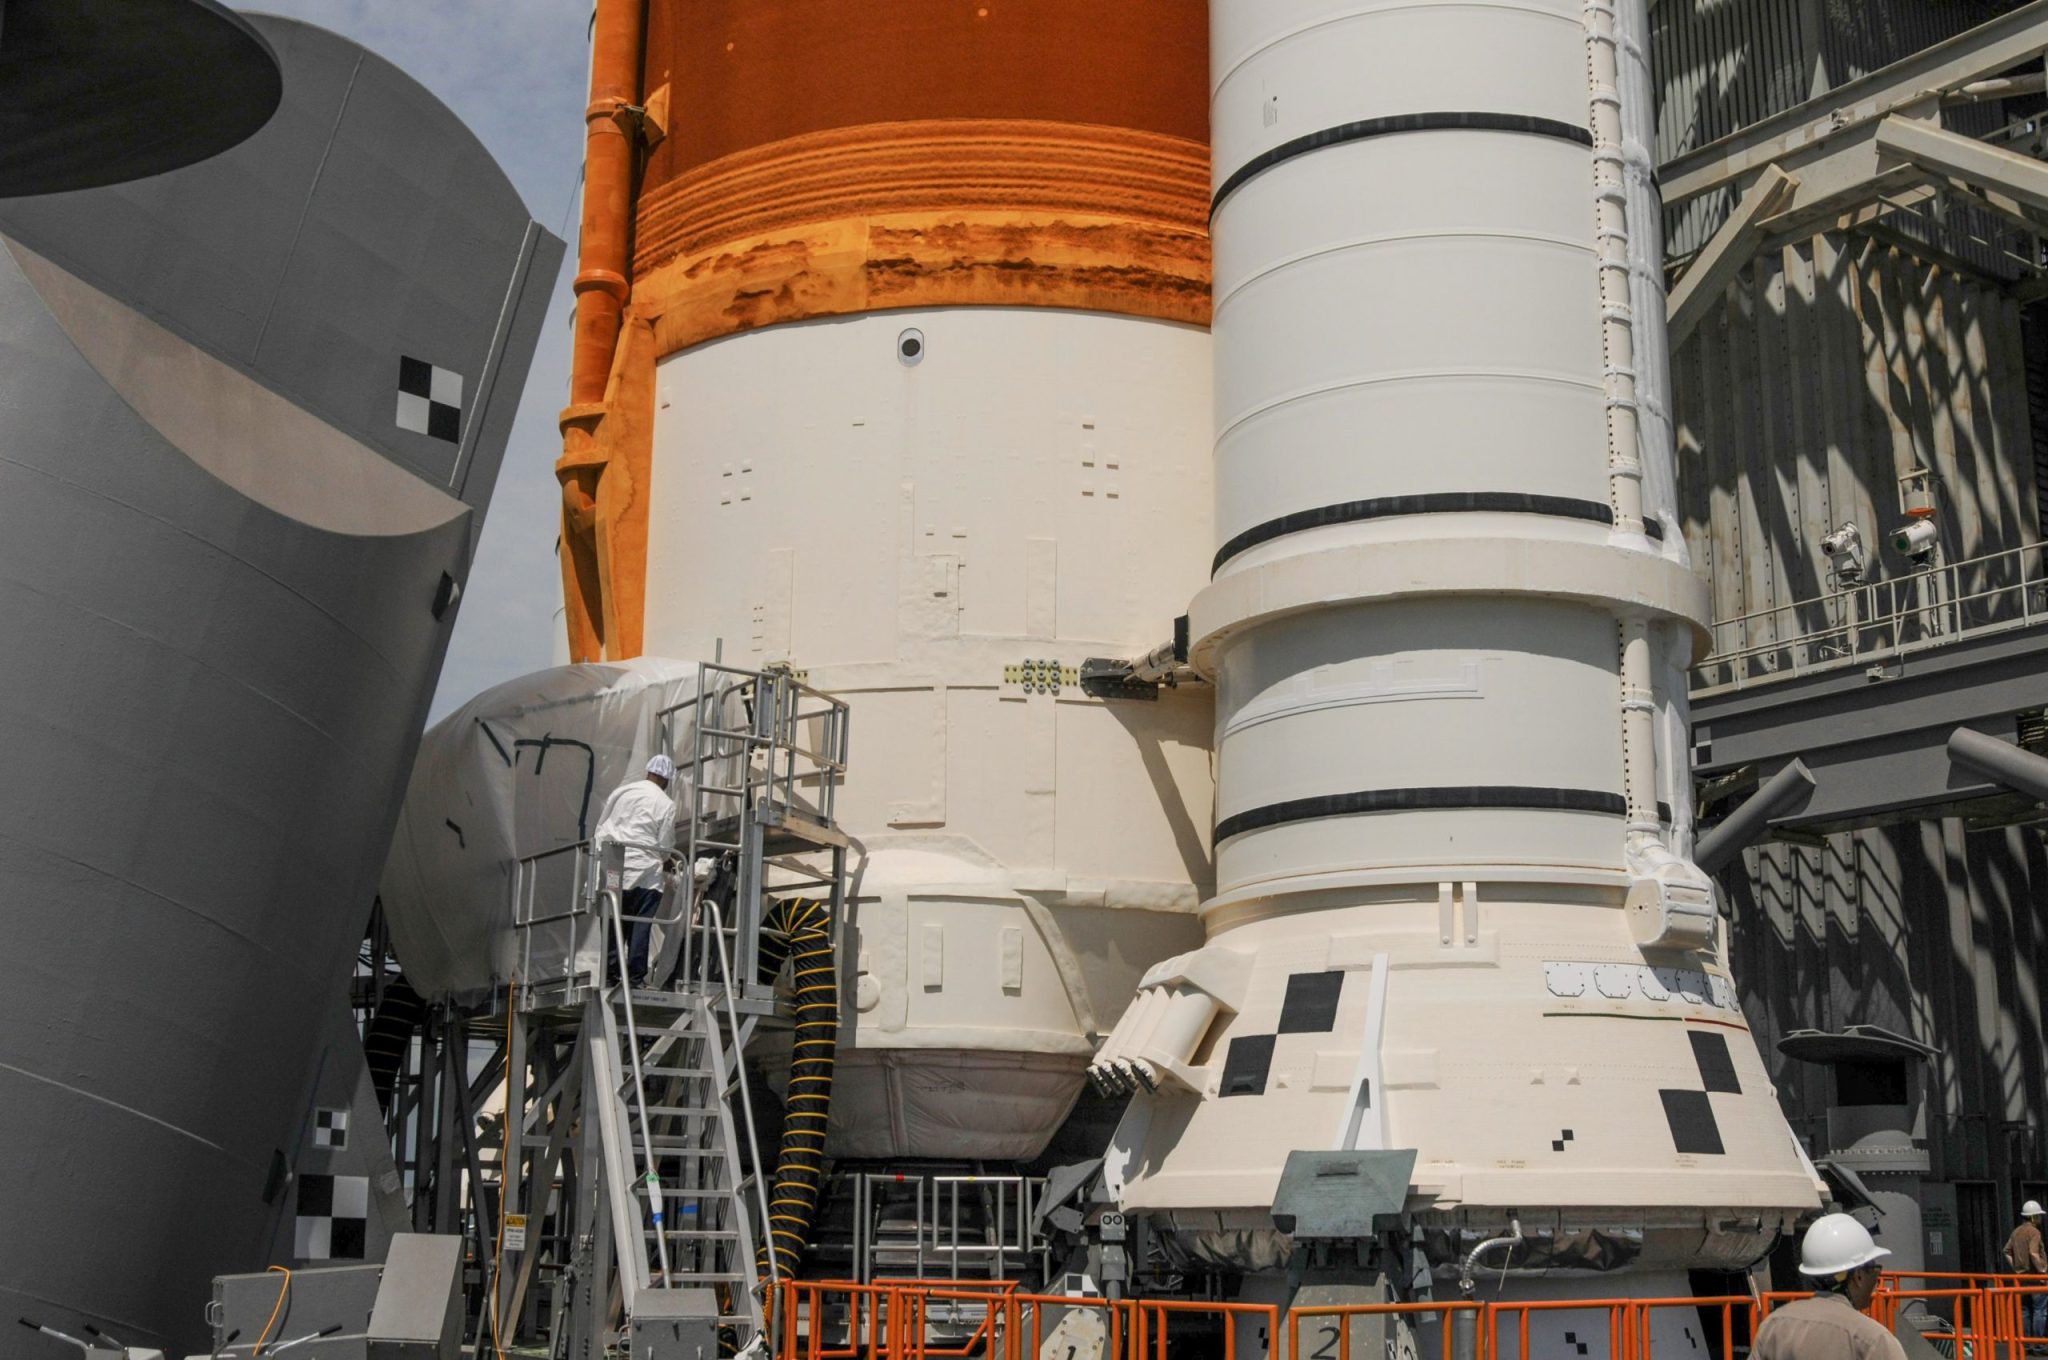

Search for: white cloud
xmin=243 ymin=2 xmax=587 ymax=719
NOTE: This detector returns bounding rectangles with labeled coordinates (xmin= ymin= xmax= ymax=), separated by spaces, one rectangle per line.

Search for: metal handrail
xmin=1695 ymin=539 xmax=2048 ymax=694
xmin=603 ymin=883 xmax=673 ymax=1285
xmin=703 ymin=892 xmax=779 ymax=1289
xmin=855 ymin=1174 xmax=1049 ymax=1286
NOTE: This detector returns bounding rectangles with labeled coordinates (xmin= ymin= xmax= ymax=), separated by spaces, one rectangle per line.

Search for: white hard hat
xmin=2025 ymin=1200 xmax=2046 ymax=1218
xmin=646 ymin=754 xmax=677 ymax=781
xmin=1797 ymin=1213 xmax=1891 ymax=1276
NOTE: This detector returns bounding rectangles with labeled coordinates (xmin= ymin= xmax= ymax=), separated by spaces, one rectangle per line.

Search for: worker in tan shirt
xmin=2006 ymin=1199 xmax=2048 ymax=1339
xmin=1753 ymin=1213 xmax=1906 ymax=1360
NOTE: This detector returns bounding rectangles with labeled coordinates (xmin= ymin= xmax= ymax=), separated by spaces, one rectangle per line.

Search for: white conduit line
xmin=1583 ymin=0 xmax=1645 ymax=533
xmin=1587 ymin=0 xmax=1665 ymax=856
xmin=1620 ymin=617 xmax=1663 ymax=839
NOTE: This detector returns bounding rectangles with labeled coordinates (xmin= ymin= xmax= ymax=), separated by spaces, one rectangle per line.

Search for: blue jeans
xmin=614 ymin=884 xmax=661 ymax=985
xmin=2028 ymin=1290 xmax=2048 ymax=1341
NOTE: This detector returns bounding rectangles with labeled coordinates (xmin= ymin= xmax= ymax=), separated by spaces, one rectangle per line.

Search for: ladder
xmin=600 ymin=980 xmax=769 ymax=1343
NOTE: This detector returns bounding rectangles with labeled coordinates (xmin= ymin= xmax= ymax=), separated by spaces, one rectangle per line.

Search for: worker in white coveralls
xmin=594 ymin=754 xmax=678 ymax=988
xmin=1752 ymin=1213 xmax=1905 ymax=1360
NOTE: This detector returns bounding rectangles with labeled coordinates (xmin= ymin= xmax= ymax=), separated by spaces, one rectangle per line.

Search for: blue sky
xmin=250 ymin=1 xmax=590 ymax=720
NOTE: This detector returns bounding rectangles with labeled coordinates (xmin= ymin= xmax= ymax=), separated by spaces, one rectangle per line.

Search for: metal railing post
xmin=604 ymin=884 xmax=672 ymax=1284
xmin=703 ymin=892 xmax=778 ymax=1287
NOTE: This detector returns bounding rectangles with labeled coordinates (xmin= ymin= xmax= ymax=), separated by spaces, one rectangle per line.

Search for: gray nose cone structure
xmin=0 ymin=16 xmax=562 ymax=1355
xmin=0 ymin=0 xmax=284 ymax=196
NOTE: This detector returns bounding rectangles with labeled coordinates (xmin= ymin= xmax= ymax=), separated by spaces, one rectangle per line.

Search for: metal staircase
xmin=599 ymin=981 xmax=768 ymax=1341
xmin=496 ymin=662 xmax=851 ymax=1358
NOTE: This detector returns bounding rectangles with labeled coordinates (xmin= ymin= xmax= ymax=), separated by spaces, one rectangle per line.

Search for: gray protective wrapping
xmin=380 ymin=659 xmax=709 ymax=1002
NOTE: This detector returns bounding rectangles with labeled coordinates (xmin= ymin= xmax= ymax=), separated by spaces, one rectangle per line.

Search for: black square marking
xmin=1276 ymin=971 xmax=1344 ymax=1034
xmin=297 ymin=1172 xmax=334 ymax=1216
xmin=396 ymin=355 xmax=464 ymax=444
xmin=329 ymin=1217 xmax=367 ymax=1259
xmin=1689 ymin=1030 xmax=1740 ymax=1094
xmin=1563 ymin=1332 xmax=1589 ymax=1356
xmin=1660 ymin=1088 xmax=1725 ymax=1155
xmin=398 ymin=355 xmax=433 ymax=397
xmin=1220 ymin=1034 xmax=1276 ymax=1097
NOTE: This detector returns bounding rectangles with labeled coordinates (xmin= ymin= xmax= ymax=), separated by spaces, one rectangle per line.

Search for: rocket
xmin=538 ymin=0 xmax=1819 ymax=1330
xmin=1086 ymin=0 xmax=1822 ymax=1326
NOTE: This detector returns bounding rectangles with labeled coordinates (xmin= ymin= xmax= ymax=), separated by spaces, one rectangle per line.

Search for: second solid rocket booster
xmin=1092 ymin=0 xmax=1819 ymax=1279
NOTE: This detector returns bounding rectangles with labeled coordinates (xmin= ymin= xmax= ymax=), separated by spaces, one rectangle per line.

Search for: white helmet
xmin=2025 ymin=1200 xmax=2046 ymax=1219
xmin=1797 ymin=1213 xmax=1891 ymax=1277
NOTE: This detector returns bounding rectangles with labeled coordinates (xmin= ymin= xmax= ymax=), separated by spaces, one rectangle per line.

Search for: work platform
xmin=460 ymin=664 xmax=852 ymax=1358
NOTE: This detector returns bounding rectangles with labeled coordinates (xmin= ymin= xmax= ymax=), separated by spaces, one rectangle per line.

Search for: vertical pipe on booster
xmin=1097 ymin=0 xmax=1819 ymax=1284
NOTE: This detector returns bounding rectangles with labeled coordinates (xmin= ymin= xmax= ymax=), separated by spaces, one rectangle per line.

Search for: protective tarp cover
xmin=381 ymin=658 xmax=703 ymax=1000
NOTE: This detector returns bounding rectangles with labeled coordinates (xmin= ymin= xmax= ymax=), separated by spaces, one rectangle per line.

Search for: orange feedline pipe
xmin=556 ymin=0 xmax=644 ymax=661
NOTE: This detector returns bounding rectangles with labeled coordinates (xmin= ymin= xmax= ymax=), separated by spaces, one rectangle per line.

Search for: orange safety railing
xmin=1625 ymin=1295 xmax=1751 ymax=1360
xmin=905 ymin=1286 xmax=1108 ymax=1360
xmin=773 ymin=1271 xmax=2048 ymax=1360
xmin=1290 ymin=1300 xmax=1484 ymax=1360
xmin=1133 ymin=1298 xmax=1281 ymax=1360
xmin=1875 ymin=1269 xmax=2048 ymax=1356
xmin=1484 ymin=1296 xmax=1628 ymax=1360
xmin=778 ymin=1280 xmax=1129 ymax=1360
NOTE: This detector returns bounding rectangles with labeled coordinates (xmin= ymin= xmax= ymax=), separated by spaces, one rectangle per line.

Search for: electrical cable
xmin=251 ymin=1265 xmax=291 ymax=1355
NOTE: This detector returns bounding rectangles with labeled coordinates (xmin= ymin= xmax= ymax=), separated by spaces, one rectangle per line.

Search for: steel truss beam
xmin=1663 ymin=0 xmax=2048 ymax=206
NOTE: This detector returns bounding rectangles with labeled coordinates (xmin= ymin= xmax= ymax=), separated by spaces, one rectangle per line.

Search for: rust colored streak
xmin=634 ymin=210 xmax=1210 ymax=360
xmin=640 ymin=0 xmax=1208 ymax=185
xmin=634 ymin=120 xmax=1208 ymax=278
xmin=628 ymin=119 xmax=1212 ymax=356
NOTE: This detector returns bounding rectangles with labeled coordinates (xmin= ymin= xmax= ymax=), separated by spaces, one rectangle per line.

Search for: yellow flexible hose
xmin=754 ymin=896 xmax=836 ymax=1280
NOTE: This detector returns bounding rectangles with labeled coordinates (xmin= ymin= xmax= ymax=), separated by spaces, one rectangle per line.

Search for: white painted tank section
xmin=644 ymin=307 xmax=1213 ymax=1159
xmin=1213 ymin=597 xmax=1625 ymax=894
xmin=1097 ymin=0 xmax=1820 ymax=1273
xmin=1211 ymin=135 xmax=1611 ymax=536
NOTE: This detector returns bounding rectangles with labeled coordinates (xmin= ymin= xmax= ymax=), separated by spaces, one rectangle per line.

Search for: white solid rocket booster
xmin=1093 ymin=0 xmax=1820 ymax=1293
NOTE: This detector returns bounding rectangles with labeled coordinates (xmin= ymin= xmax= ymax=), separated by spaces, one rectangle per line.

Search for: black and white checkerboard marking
xmin=1211 ymin=976 xmax=1742 ymax=1165
xmin=295 ymin=1173 xmax=368 ymax=1261
xmin=396 ymin=356 xmax=463 ymax=443
xmin=1659 ymin=1029 xmax=1742 ymax=1156
xmin=1220 ymin=971 xmax=1347 ymax=1098
xmin=312 ymin=1106 xmax=349 ymax=1151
